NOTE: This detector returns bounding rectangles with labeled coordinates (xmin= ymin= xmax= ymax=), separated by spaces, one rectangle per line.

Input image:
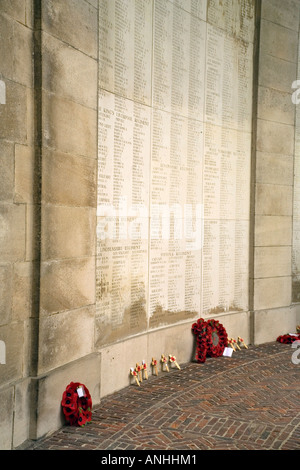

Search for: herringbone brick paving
xmin=20 ymin=342 xmax=300 ymax=450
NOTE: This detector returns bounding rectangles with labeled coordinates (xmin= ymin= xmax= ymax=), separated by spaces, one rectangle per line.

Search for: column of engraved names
xmin=150 ymin=0 xmax=173 ymax=321
xmin=203 ymin=25 xmax=242 ymax=312
xmin=150 ymin=2 xmax=203 ymax=320
xmin=97 ymin=0 xmax=152 ymax=337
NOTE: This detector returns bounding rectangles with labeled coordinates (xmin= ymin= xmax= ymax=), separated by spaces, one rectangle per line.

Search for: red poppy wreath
xmin=61 ymin=382 xmax=92 ymax=427
xmin=192 ymin=318 xmax=228 ymax=363
xmin=276 ymin=333 xmax=300 ymax=344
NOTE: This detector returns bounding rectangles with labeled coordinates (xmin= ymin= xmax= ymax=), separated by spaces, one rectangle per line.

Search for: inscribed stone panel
xmin=99 ymin=0 xmax=152 ymax=105
xmin=97 ymin=0 xmax=254 ymax=343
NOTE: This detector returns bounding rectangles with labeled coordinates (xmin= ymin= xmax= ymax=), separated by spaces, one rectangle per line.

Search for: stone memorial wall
xmin=2 ymin=0 xmax=300 ymax=450
xmin=96 ymin=0 xmax=255 ymax=346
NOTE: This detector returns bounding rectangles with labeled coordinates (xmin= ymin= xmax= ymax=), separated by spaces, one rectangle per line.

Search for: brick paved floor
xmin=19 ymin=342 xmax=300 ymax=451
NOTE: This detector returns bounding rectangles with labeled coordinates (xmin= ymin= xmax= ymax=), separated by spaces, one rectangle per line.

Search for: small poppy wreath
xmin=277 ymin=333 xmax=300 ymax=344
xmin=61 ymin=382 xmax=92 ymax=427
xmin=192 ymin=318 xmax=228 ymax=363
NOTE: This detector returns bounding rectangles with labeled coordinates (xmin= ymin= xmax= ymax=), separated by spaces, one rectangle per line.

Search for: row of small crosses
xmin=130 ymin=355 xmax=180 ymax=386
xmin=228 ymin=336 xmax=248 ymax=351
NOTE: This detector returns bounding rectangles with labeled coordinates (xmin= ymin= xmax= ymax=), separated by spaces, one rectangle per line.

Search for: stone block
xmin=0 ymin=14 xmax=15 ymax=80
xmin=0 ymin=204 xmax=26 ymax=261
xmin=12 ymin=262 xmax=33 ymax=322
xmin=13 ymin=378 xmax=31 ymax=449
xmin=40 ymin=257 xmax=95 ymax=314
xmin=25 ymin=0 xmax=33 ymax=28
xmin=41 ymin=205 xmax=96 ymax=260
xmin=0 ymin=264 xmax=12 ymax=325
xmin=261 ymin=0 xmax=300 ymax=32
xmin=255 ymin=184 xmax=293 ymax=216
xmin=254 ymin=276 xmax=291 ymax=310
xmin=42 ymin=148 xmax=96 ymax=207
xmin=38 ymin=305 xmax=95 ymax=373
xmin=11 ymin=20 xmax=33 ymax=88
xmin=255 ymin=215 xmax=292 ymax=246
xmin=33 ymin=352 xmax=101 ymax=439
xmin=257 ymin=87 xmax=295 ymax=126
xmin=42 ymin=32 xmax=97 ymax=109
xmin=254 ymin=246 xmax=291 ymax=278
xmin=259 ymin=53 xmax=297 ymax=94
xmin=0 ymin=323 xmax=25 ymax=385
xmin=0 ymin=141 xmax=14 ymax=203
xmin=292 ymin=274 xmax=300 ymax=303
xmin=25 ymin=205 xmax=40 ymax=262
xmin=256 ymin=119 xmax=294 ymax=155
xmin=14 ymin=144 xmax=36 ymax=204
xmin=0 ymin=81 xmax=27 ymax=144
xmin=256 ymin=152 xmax=293 ymax=186
xmin=42 ymin=91 xmax=97 ymax=158
xmin=0 ymin=386 xmax=14 ymax=450
xmin=26 ymin=87 xmax=34 ymax=148
xmin=42 ymin=0 xmax=98 ymax=58
xmin=254 ymin=306 xmax=298 ymax=344
xmin=0 ymin=0 xmax=26 ymax=23
xmin=260 ymin=19 xmax=298 ymax=63
xmin=0 ymin=13 xmax=33 ymax=87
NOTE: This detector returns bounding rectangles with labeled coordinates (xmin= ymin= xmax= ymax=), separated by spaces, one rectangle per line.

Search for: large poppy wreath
xmin=192 ymin=318 xmax=228 ymax=363
xmin=61 ymin=382 xmax=92 ymax=427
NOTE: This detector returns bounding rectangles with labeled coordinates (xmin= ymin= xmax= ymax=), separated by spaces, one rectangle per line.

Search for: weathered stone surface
xmin=0 ymin=141 xmax=14 ymax=203
xmin=0 ymin=81 xmax=27 ymax=144
xmin=24 ymin=205 xmax=40 ymax=262
xmin=256 ymin=152 xmax=293 ymax=186
xmin=0 ymin=264 xmax=12 ymax=325
xmin=14 ymin=144 xmax=36 ymax=204
xmin=0 ymin=13 xmax=33 ymax=87
xmin=261 ymin=0 xmax=300 ymax=31
xmin=254 ymin=276 xmax=291 ymax=310
xmin=207 ymin=0 xmax=255 ymax=43
xmin=0 ymin=323 xmax=25 ymax=384
xmin=42 ymin=32 xmax=97 ymax=109
xmin=42 ymin=0 xmax=98 ymax=58
xmin=254 ymin=306 xmax=298 ymax=344
xmin=0 ymin=204 xmax=26 ymax=261
xmin=256 ymin=119 xmax=294 ymax=155
xmin=255 ymin=215 xmax=292 ymax=246
xmin=259 ymin=54 xmax=297 ymax=94
xmin=0 ymin=386 xmax=14 ymax=450
xmin=255 ymin=184 xmax=293 ymax=216
xmin=41 ymin=205 xmax=96 ymax=260
xmin=257 ymin=87 xmax=295 ymax=126
xmin=42 ymin=91 xmax=97 ymax=158
xmin=13 ymin=378 xmax=31 ymax=449
xmin=42 ymin=148 xmax=97 ymax=207
xmin=0 ymin=0 xmax=26 ymax=23
xmin=260 ymin=19 xmax=299 ymax=63
xmin=38 ymin=305 xmax=95 ymax=372
xmin=40 ymin=257 xmax=95 ymax=314
xmin=12 ymin=262 xmax=33 ymax=322
xmin=254 ymin=246 xmax=292 ymax=278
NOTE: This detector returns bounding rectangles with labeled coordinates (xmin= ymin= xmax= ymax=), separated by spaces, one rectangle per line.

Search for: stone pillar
xmin=0 ymin=0 xmax=36 ymax=450
xmin=251 ymin=0 xmax=300 ymax=342
xmin=29 ymin=0 xmax=100 ymax=440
